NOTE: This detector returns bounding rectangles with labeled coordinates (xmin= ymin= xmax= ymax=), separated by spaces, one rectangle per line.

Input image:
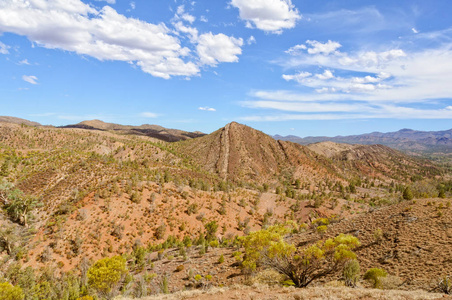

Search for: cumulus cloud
xmin=170 ymin=3 xmax=244 ymax=69
xmin=247 ymin=36 xmax=256 ymax=45
xmin=0 ymin=0 xmax=243 ymax=79
xmin=285 ymin=44 xmax=306 ymax=55
xmin=306 ymin=40 xmax=342 ymax=55
xmin=230 ymin=0 xmax=301 ymax=34
xmin=18 ymin=59 xmax=31 ymax=65
xmin=197 ymin=33 xmax=243 ymax=66
xmin=282 ymin=69 xmax=392 ymax=95
xmin=198 ymin=106 xmax=216 ymax=111
xmin=174 ymin=5 xmax=195 ymax=24
xmin=0 ymin=41 xmax=9 ymax=54
xmin=22 ymin=75 xmax=38 ymax=84
xmin=315 ymin=70 xmax=334 ymax=80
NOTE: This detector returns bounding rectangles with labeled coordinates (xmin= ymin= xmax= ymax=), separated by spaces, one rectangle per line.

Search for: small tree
xmin=262 ymin=233 xmax=360 ymax=288
xmin=4 ymin=189 xmax=39 ymax=227
xmin=87 ymin=256 xmax=127 ymax=298
xmin=204 ymin=221 xmax=218 ymax=241
xmin=0 ymin=225 xmax=18 ymax=255
xmin=363 ymin=268 xmax=387 ymax=288
xmin=402 ymin=187 xmax=414 ymax=200
xmin=239 ymin=225 xmax=360 ymax=288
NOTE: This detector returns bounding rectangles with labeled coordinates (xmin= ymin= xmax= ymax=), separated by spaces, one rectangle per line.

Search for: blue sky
xmin=1 ymin=0 xmax=451 ymax=137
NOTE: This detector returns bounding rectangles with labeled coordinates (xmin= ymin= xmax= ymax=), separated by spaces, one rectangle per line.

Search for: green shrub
xmin=403 ymin=187 xmax=413 ymax=200
xmin=218 ymin=254 xmax=225 ymax=264
xmin=87 ymin=255 xmax=127 ymax=297
xmin=343 ymin=259 xmax=360 ymax=287
xmin=160 ymin=275 xmax=169 ymax=294
xmin=239 ymin=224 xmax=360 ymax=288
xmin=194 ymin=274 xmax=202 ymax=281
xmin=76 ymin=296 xmax=94 ymax=300
xmin=0 ymin=282 xmax=24 ymax=300
xmin=209 ymin=240 xmax=219 ymax=248
xmin=373 ymin=228 xmax=383 ymax=243
xmin=316 ymin=225 xmax=327 ymax=234
xmin=364 ymin=268 xmax=387 ymax=288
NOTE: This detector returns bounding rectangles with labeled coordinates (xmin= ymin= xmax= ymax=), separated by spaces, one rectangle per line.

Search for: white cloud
xmin=18 ymin=59 xmax=30 ymax=65
xmin=130 ymin=2 xmax=135 ymax=10
xmin=197 ymin=33 xmax=243 ymax=66
xmin=315 ymin=70 xmax=334 ymax=80
xmin=173 ymin=21 xmax=198 ymax=42
xmin=198 ymin=106 xmax=216 ymax=111
xmin=242 ymin=100 xmax=369 ymax=113
xmin=247 ymin=36 xmax=256 ymax=45
xmin=282 ymin=71 xmax=311 ymax=82
xmin=0 ymin=0 xmax=241 ymax=79
xmin=230 ymin=0 xmax=301 ymax=34
xmin=200 ymin=15 xmax=208 ymax=22
xmin=240 ymin=104 xmax=452 ymax=121
xmin=285 ymin=44 xmax=306 ymax=55
xmin=306 ymin=40 xmax=342 ymax=55
xmin=95 ymin=0 xmax=115 ymax=4
xmin=140 ymin=112 xmax=158 ymax=118
xmin=412 ymin=27 xmax=419 ymax=34
xmin=174 ymin=5 xmax=195 ymax=24
xmin=22 ymin=75 xmax=38 ymax=84
xmin=0 ymin=41 xmax=9 ymax=54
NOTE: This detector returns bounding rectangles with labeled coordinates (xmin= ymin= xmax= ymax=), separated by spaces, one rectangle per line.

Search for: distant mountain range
xmin=274 ymin=128 xmax=452 ymax=154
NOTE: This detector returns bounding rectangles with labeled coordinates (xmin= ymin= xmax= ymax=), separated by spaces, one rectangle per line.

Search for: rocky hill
xmin=177 ymin=122 xmax=441 ymax=184
xmin=61 ymin=119 xmax=206 ymax=142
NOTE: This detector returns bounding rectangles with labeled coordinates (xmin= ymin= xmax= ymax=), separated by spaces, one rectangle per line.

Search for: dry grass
xmin=116 ymin=285 xmax=449 ymax=300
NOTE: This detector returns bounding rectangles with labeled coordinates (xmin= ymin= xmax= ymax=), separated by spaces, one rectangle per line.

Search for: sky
xmin=1 ymin=0 xmax=452 ymax=137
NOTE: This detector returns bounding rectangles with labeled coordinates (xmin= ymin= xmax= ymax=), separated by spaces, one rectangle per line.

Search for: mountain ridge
xmin=60 ymin=119 xmax=206 ymax=142
xmin=274 ymin=128 xmax=452 ymax=154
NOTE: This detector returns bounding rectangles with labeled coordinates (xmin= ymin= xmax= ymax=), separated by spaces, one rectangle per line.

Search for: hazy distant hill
xmin=274 ymin=128 xmax=452 ymax=154
xmin=0 ymin=116 xmax=41 ymax=126
xmin=60 ymin=119 xmax=205 ymax=142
